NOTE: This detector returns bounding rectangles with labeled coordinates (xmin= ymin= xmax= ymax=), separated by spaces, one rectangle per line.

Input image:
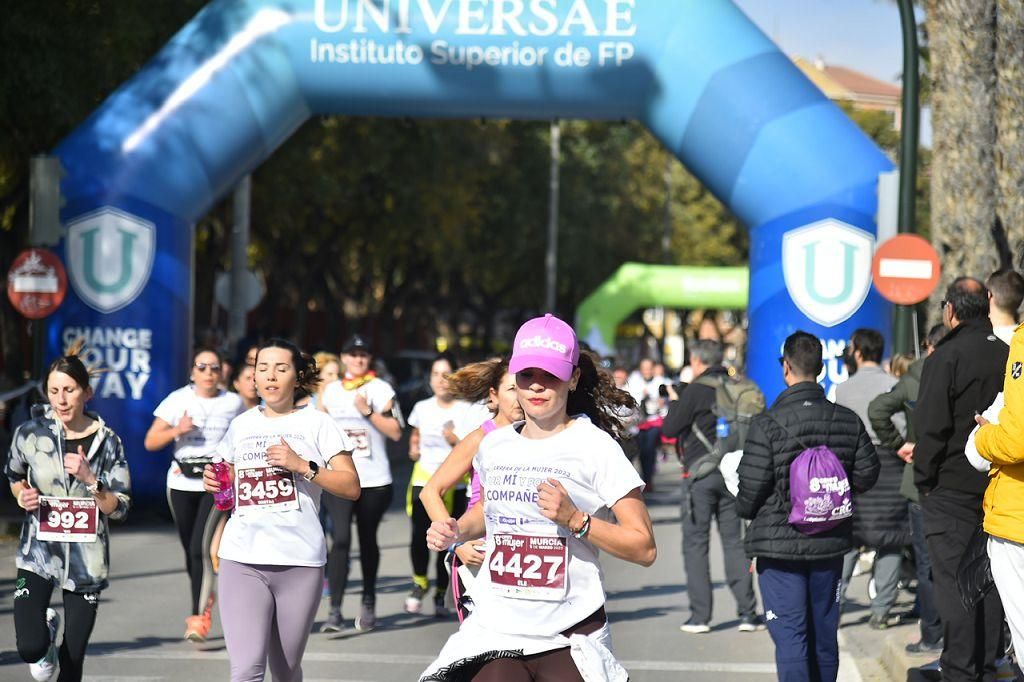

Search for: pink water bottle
xmin=212 ymin=457 xmax=234 ymax=511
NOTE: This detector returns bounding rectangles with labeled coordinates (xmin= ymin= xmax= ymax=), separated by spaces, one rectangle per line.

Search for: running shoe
xmin=29 ymin=608 xmax=60 ymax=682
xmin=320 ymin=607 xmax=344 ymax=633
xmin=905 ymin=639 xmax=943 ymax=655
xmin=404 ymin=585 xmax=428 ymax=614
xmin=434 ymin=592 xmax=450 ymax=619
xmin=354 ymin=602 xmax=376 ymax=632
xmin=184 ymin=613 xmax=211 ymax=643
xmin=679 ymin=619 xmax=711 ymax=634
xmin=738 ymin=615 xmax=766 ymax=632
xmin=868 ymin=613 xmax=890 ymax=631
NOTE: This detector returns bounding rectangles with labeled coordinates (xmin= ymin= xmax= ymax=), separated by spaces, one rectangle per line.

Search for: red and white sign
xmin=37 ymin=496 xmax=98 ymax=543
xmin=235 ymin=466 xmax=298 ymax=515
xmin=871 ymin=234 xmax=941 ymax=305
xmin=7 ymin=248 xmax=67 ymax=319
xmin=488 ymin=533 xmax=567 ymax=601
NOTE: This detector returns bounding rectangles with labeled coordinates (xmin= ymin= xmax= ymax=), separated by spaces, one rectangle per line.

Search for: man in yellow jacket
xmin=973 ymin=319 xmax=1024 ymax=679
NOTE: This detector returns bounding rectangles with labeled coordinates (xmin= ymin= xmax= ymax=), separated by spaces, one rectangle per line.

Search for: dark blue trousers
xmin=757 ymin=557 xmax=843 ymax=682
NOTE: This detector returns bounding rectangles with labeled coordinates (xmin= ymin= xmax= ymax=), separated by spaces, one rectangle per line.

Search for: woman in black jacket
xmin=737 ymin=331 xmax=879 ymax=682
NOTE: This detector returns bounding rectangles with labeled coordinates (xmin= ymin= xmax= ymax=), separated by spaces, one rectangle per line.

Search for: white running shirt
xmin=216 ymin=406 xmax=352 ymax=567
xmin=408 ymin=397 xmax=477 ymax=483
xmin=471 ymin=417 xmax=644 ymax=636
xmin=321 ymin=378 xmax=397 ymax=488
xmin=153 ymin=386 xmax=244 ymax=492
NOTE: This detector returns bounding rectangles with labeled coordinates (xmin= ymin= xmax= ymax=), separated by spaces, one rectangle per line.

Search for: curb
xmin=839 ymin=630 xmax=896 ymax=681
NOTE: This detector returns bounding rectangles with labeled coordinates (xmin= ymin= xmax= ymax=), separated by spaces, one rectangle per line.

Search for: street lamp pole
xmin=894 ymin=0 xmax=921 ymax=355
xmin=545 ymin=120 xmax=560 ymax=313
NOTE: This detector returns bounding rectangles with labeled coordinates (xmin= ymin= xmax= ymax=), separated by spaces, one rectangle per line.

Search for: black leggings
xmin=167 ymin=488 xmax=223 ymax=615
xmin=14 ymin=569 xmax=98 ymax=682
xmin=410 ymin=486 xmax=468 ymax=592
xmin=323 ymin=484 xmax=393 ymax=608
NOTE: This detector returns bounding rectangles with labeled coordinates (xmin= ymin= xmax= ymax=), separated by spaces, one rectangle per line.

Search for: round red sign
xmin=871 ymin=234 xmax=941 ymax=305
xmin=7 ymin=248 xmax=68 ymax=319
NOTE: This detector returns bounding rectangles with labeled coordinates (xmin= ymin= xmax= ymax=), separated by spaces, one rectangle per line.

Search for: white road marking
xmin=92 ymin=649 xmax=777 ymax=673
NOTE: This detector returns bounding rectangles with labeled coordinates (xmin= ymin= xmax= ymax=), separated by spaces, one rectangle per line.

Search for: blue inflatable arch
xmin=50 ymin=0 xmax=892 ymax=503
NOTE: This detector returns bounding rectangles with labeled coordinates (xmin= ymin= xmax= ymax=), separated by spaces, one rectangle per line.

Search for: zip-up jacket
xmin=912 ymin=318 xmax=1008 ymax=495
xmin=868 ymin=358 xmax=924 ymax=502
xmin=5 ymin=406 xmax=131 ymax=592
xmin=737 ymin=382 xmax=879 ymax=561
xmin=974 ymin=322 xmax=1024 ymax=544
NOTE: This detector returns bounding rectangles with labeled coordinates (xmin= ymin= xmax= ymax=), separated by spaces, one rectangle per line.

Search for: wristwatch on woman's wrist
xmin=87 ymin=479 xmax=105 ymax=496
xmin=302 ymin=460 xmax=320 ymax=482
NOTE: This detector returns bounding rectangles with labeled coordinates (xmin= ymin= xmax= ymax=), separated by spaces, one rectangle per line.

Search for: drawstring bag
xmin=769 ymin=406 xmax=853 ymax=535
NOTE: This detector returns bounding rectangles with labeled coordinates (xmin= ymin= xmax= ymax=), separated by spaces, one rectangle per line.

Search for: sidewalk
xmin=838 ymin=566 xmax=940 ymax=681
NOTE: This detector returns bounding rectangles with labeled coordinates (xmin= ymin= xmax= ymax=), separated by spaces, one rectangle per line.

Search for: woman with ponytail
xmin=421 ymin=315 xmax=654 ymax=681
xmin=203 ymin=338 xmax=360 ymax=682
xmin=7 ymin=340 xmax=131 ymax=682
xmin=418 ymin=357 xmax=523 ymax=620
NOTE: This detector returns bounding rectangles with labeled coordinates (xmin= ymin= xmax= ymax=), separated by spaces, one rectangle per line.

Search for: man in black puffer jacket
xmin=738 ymin=331 xmax=879 ymax=682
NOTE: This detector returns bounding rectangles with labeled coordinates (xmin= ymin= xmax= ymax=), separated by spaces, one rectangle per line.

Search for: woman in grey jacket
xmin=6 ymin=341 xmax=131 ymax=682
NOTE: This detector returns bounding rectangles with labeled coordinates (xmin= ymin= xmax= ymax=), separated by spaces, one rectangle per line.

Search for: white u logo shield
xmin=66 ymin=208 xmax=155 ymax=313
xmin=782 ymin=219 xmax=874 ymax=327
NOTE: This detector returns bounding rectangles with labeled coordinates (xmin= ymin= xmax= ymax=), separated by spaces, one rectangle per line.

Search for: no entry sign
xmin=871 ymin=234 xmax=941 ymax=305
xmin=7 ymin=248 xmax=67 ymax=319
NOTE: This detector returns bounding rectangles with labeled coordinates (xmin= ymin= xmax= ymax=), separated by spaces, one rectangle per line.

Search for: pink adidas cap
xmin=509 ymin=314 xmax=581 ymax=381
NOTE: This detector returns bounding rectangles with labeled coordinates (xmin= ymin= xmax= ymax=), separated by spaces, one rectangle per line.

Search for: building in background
xmin=793 ymin=57 xmax=902 ymax=127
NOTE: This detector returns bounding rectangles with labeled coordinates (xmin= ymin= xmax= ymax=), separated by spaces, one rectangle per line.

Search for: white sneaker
xmin=679 ymin=620 xmax=711 ymax=634
xmin=29 ymin=608 xmax=60 ymax=681
xmin=404 ymin=585 xmax=427 ymax=614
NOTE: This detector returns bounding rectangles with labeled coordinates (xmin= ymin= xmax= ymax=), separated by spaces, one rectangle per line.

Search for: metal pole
xmin=662 ymin=157 xmax=673 ymax=265
xmin=894 ymin=0 xmax=920 ymax=354
xmin=228 ymin=175 xmax=251 ymax=346
xmin=545 ymin=121 xmax=560 ymax=313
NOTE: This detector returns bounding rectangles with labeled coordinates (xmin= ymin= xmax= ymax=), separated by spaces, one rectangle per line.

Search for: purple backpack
xmin=770 ymin=408 xmax=853 ymax=535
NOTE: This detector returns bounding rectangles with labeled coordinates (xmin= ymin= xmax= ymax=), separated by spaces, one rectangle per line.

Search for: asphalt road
xmin=0 ymin=460 xmax=866 ymax=681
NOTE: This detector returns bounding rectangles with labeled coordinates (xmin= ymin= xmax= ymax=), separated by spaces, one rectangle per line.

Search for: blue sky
xmin=733 ymin=0 xmax=931 ymax=145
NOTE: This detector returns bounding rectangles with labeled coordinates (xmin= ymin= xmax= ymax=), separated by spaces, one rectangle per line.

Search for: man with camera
xmin=662 ymin=340 xmax=762 ymax=634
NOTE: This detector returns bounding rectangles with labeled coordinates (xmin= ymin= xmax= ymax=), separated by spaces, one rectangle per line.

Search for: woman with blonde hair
xmin=312 ymin=352 xmax=340 ymax=409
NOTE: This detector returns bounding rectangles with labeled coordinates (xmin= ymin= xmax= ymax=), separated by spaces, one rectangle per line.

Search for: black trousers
xmin=410 ymin=485 xmax=468 ymax=592
xmin=323 ymin=483 xmax=393 ymax=608
xmin=14 ymin=569 xmax=98 ymax=682
xmin=681 ymin=471 xmax=757 ymax=623
xmin=167 ymin=488 xmax=222 ymax=615
xmin=908 ymin=501 xmax=943 ymax=646
xmin=922 ymin=488 xmax=1005 ymax=682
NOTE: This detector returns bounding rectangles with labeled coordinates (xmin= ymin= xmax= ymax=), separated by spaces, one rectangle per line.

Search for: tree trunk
xmin=926 ymin=0 xmax=999 ymax=303
xmin=996 ymin=0 xmax=1024 ymax=270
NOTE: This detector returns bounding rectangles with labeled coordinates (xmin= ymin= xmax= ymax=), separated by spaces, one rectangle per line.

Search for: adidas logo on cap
xmin=520 ymin=335 xmax=568 ymax=354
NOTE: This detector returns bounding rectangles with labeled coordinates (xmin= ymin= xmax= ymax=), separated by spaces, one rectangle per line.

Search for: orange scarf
xmin=342 ymin=371 xmax=377 ymax=391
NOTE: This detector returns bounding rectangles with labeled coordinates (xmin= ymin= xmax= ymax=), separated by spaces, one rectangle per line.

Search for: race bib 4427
xmin=488 ymin=534 xmax=567 ymax=601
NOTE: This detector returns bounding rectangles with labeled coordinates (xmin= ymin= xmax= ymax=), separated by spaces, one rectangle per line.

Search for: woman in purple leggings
xmin=204 ymin=339 xmax=360 ymax=681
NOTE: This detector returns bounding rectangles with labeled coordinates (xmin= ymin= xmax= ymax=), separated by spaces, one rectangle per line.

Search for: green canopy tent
xmin=575 ymin=263 xmax=749 ymax=355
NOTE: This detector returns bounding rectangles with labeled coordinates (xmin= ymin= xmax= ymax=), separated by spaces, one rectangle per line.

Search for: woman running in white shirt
xmin=319 ymin=335 xmax=403 ymax=632
xmin=144 ymin=347 xmax=244 ymax=642
xmin=422 ymin=314 xmax=655 ymax=681
xmin=418 ymin=356 xmax=523 ymax=618
xmin=204 ymin=338 xmax=360 ymax=681
xmin=406 ymin=355 xmax=480 ymax=616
